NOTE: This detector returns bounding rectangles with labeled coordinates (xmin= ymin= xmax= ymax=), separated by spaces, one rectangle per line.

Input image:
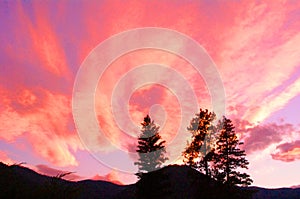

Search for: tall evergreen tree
xmin=183 ymin=109 xmax=216 ymax=176
xmin=134 ymin=115 xmax=168 ymax=178
xmin=213 ymin=116 xmax=253 ymax=187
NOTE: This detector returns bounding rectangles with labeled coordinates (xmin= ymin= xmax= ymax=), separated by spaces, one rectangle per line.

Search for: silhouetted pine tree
xmin=183 ymin=109 xmax=217 ymax=176
xmin=213 ymin=116 xmax=253 ymax=187
xmin=134 ymin=115 xmax=168 ymax=178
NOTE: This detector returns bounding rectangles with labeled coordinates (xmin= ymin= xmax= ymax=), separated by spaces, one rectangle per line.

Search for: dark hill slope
xmin=1 ymin=162 xmax=300 ymax=199
xmin=0 ymin=162 xmax=127 ymax=199
xmin=116 ymin=165 xmax=253 ymax=199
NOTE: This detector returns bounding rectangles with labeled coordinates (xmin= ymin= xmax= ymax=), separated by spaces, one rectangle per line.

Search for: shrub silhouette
xmin=0 ymin=162 xmax=81 ymax=199
xmin=39 ymin=172 xmax=81 ymax=199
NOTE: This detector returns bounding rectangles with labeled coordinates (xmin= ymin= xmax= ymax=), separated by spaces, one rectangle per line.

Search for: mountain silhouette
xmin=0 ymin=162 xmax=299 ymax=199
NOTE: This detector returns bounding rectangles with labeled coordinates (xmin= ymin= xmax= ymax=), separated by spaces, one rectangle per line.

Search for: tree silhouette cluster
xmin=183 ymin=109 xmax=253 ymax=187
xmin=134 ymin=109 xmax=252 ymax=199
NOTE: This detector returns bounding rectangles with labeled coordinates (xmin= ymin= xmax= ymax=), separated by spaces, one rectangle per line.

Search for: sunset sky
xmin=1 ymin=0 xmax=300 ymax=188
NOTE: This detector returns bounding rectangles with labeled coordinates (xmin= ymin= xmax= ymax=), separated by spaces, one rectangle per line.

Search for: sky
xmin=1 ymin=0 xmax=300 ymax=188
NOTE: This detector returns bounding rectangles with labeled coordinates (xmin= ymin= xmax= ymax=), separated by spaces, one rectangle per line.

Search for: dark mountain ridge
xmin=0 ymin=162 xmax=299 ymax=199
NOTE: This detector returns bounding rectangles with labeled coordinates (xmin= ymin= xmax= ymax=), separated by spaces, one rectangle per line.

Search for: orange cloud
xmin=0 ymin=86 xmax=82 ymax=167
xmin=92 ymin=170 xmax=123 ymax=185
xmin=0 ymin=151 xmax=14 ymax=165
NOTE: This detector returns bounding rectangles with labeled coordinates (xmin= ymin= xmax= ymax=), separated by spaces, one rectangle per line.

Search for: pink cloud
xmin=243 ymin=122 xmax=295 ymax=153
xmin=229 ymin=118 xmax=297 ymax=155
xmin=272 ymin=140 xmax=300 ymax=162
xmin=79 ymin=1 xmax=300 ymax=142
xmin=16 ymin=3 xmax=70 ymax=77
xmin=93 ymin=49 xmax=202 ymax=154
xmin=291 ymin=184 xmax=300 ymax=189
xmin=216 ymin=1 xmax=300 ymax=124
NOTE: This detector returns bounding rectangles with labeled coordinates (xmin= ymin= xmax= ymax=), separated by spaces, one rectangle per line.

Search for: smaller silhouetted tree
xmin=213 ymin=116 xmax=253 ymax=187
xmin=134 ymin=115 xmax=168 ymax=178
xmin=183 ymin=109 xmax=216 ymax=177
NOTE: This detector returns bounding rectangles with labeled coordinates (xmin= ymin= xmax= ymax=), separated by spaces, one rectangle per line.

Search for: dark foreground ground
xmin=0 ymin=162 xmax=299 ymax=199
